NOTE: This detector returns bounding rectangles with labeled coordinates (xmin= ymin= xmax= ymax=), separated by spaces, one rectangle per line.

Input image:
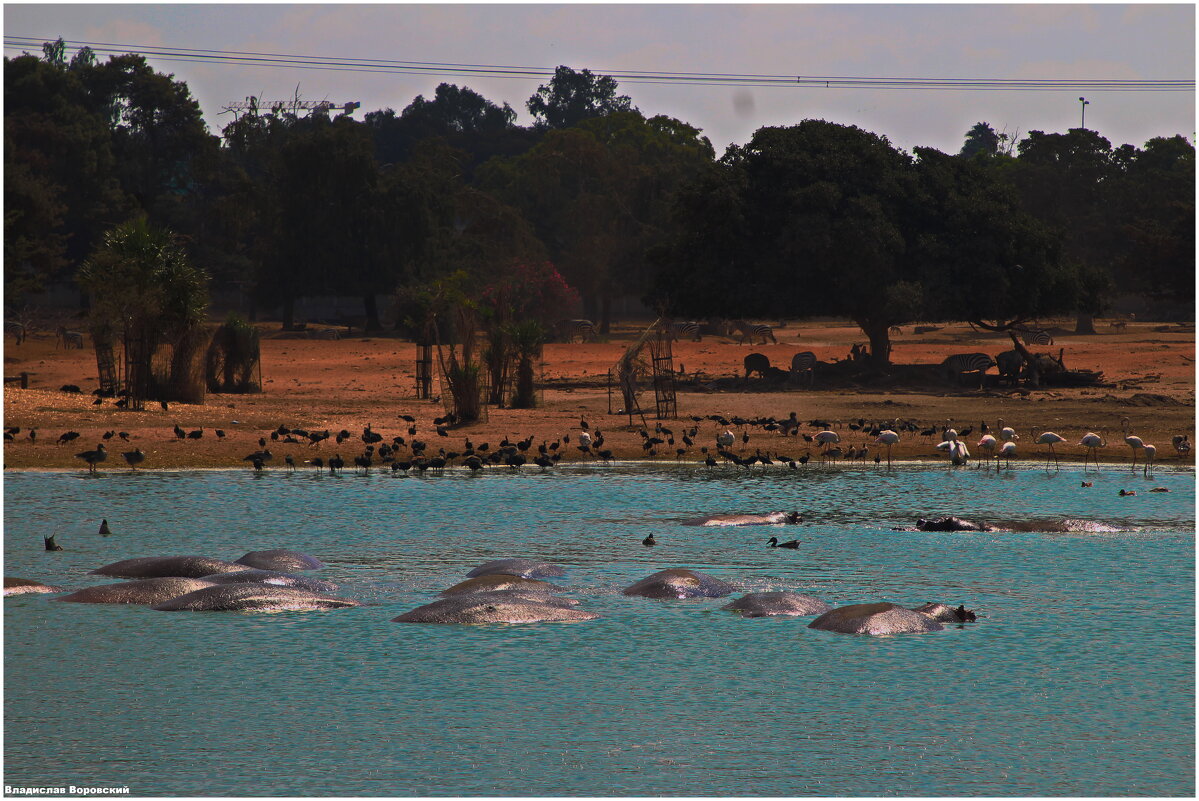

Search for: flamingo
xmin=1142 ymin=444 xmax=1156 ymax=477
xmin=814 ymin=430 xmax=841 ymax=451
xmin=1079 ymin=432 xmax=1107 ymax=472
xmin=998 ymin=440 xmax=1017 ymax=470
xmin=716 ymin=430 xmax=735 ymax=449
xmin=1035 ymin=431 xmax=1066 ymax=470
xmin=875 ymin=429 xmax=900 ymax=468
xmin=936 ymin=439 xmax=970 ymax=466
xmin=1121 ymin=418 xmax=1144 ymax=471
xmin=977 ymin=434 xmax=998 ymax=470
xmin=997 ymin=418 xmax=1019 ymax=442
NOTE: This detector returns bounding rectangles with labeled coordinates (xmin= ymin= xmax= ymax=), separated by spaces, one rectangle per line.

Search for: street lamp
xmin=1079 ymin=97 xmax=1090 ymax=129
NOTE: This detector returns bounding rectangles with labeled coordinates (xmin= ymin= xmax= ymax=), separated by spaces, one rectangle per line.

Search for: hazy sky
xmin=4 ymin=3 xmax=1195 ymax=154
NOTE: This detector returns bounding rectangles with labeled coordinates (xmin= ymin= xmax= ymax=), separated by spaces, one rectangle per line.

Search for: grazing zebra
xmin=666 ymin=321 xmax=702 ymax=342
xmin=790 ymin=351 xmax=817 ymax=387
xmin=556 ymin=319 xmax=596 ymax=343
xmin=56 ymin=326 xmax=84 ymax=349
xmin=1020 ymin=329 xmax=1054 ymax=346
xmin=733 ymin=320 xmax=776 ymax=345
xmin=941 ymin=353 xmax=995 ymax=388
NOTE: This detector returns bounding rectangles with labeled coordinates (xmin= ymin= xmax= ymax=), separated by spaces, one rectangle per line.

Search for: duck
xmin=44 ymin=534 xmax=63 ymax=551
xmin=767 ymin=536 xmax=800 ymax=549
xmin=642 ymin=534 xmax=656 ymax=547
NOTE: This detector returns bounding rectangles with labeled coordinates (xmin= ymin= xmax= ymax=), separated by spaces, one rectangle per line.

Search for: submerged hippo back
xmin=57 ymin=577 xmax=217 ymax=605
xmin=623 ymin=568 xmax=735 ymax=599
xmin=90 ymin=556 xmax=250 ymax=579
xmin=152 ymin=583 xmax=359 ymax=612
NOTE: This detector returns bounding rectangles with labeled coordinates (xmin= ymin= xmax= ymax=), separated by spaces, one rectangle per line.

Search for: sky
xmin=3 ymin=3 xmax=1195 ymax=155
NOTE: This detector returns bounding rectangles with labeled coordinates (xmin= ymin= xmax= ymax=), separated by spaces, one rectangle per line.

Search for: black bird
xmin=101 ymin=430 xmax=115 ymax=441
xmin=285 ymin=455 xmax=295 ymax=471
xmin=767 ymin=537 xmax=800 ymax=549
xmin=44 ymin=534 xmax=64 ymax=551
xmin=114 ymin=398 xmax=128 ymax=408
xmin=309 ymin=457 xmax=324 ymax=471
xmin=58 ymin=431 xmax=81 ymax=446
xmin=642 ymin=534 xmax=657 ymax=546
xmin=215 ymin=429 xmax=226 ymax=440
xmin=28 ymin=429 xmax=37 ymax=444
xmin=187 ymin=428 xmax=203 ymax=440
xmin=173 ymin=424 xmax=186 ymax=440
xmin=92 ymin=397 xmax=104 ymax=406
xmin=329 ymin=454 xmax=345 ymax=475
xmin=436 ymin=426 xmax=449 ymax=437
xmin=118 ymin=431 xmax=130 ymax=441
xmin=243 ymin=449 xmax=272 ymax=463
xmin=75 ymin=443 xmax=107 ymax=472
xmin=258 ymin=437 xmax=267 ymax=448
xmin=160 ymin=400 xmax=169 ymax=411
xmin=250 ymin=456 xmax=265 ymax=472
xmin=122 ymin=448 xmax=145 ymax=470
xmin=98 ymin=519 xmax=113 ymax=537
xmin=399 ymin=414 xmax=416 ymax=423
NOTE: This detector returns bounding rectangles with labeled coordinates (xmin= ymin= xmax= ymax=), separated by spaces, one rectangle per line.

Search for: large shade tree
xmin=648 ymin=120 xmax=1075 ymax=365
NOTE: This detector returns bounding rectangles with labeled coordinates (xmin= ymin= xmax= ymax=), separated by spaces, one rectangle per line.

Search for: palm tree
xmin=77 ymin=217 xmax=208 ymax=409
xmin=506 ymin=319 xmax=545 ymax=408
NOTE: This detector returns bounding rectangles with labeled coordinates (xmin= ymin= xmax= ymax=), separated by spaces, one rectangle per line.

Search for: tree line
xmin=6 ymin=39 xmax=1194 ymax=370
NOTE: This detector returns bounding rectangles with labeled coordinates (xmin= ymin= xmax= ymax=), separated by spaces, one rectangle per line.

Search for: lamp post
xmin=1079 ymin=96 xmax=1090 ymax=129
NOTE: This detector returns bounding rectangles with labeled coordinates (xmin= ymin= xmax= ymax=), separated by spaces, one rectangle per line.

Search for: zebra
xmin=733 ymin=320 xmax=776 ymax=345
xmin=56 ymin=326 xmax=84 ymax=349
xmin=790 ymin=351 xmax=817 ymax=388
xmin=941 ymin=353 xmax=995 ymax=388
xmin=556 ymin=319 xmax=596 ymax=343
xmin=666 ymin=321 xmax=702 ymax=342
xmin=1020 ymin=329 xmax=1054 ymax=346
xmin=5 ymin=321 xmax=28 ymax=345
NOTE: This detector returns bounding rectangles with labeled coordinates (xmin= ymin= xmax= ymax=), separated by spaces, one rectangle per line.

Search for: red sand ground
xmin=3 ymin=318 xmax=1194 ymax=471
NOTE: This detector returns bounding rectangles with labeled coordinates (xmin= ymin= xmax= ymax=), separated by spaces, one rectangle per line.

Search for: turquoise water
xmin=4 ymin=464 xmax=1195 ymax=796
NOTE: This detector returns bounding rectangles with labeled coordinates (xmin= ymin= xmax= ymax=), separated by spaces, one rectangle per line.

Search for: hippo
xmin=393 ymin=594 xmax=598 ymax=625
xmin=151 ymin=584 xmax=359 ymax=612
xmin=722 ymin=591 xmax=832 ymax=618
xmin=440 ymin=575 xmax=564 ymax=596
xmin=234 ymin=549 xmax=325 ymax=571
xmin=465 ymin=559 xmax=566 ymax=579
xmin=809 ymin=602 xmax=945 ymax=635
xmin=622 ymin=568 xmax=735 ymax=599
xmin=4 ymin=577 xmax=64 ymax=596
xmin=684 ymin=511 xmax=803 ymax=527
xmin=911 ymin=602 xmax=977 ymax=622
xmin=199 ymin=569 xmax=338 ymax=594
xmin=914 ymin=516 xmax=993 ymax=532
xmin=90 ymin=555 xmax=251 ymax=579
xmin=56 ymin=577 xmax=217 ymax=605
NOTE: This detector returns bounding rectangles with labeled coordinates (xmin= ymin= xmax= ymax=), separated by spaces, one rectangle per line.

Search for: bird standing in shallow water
xmin=122 ymin=448 xmax=144 ymax=470
xmin=1079 ymin=432 xmax=1106 ymax=472
xmin=75 ymin=443 xmax=107 ymax=473
xmin=1034 ymin=431 xmax=1066 ymax=471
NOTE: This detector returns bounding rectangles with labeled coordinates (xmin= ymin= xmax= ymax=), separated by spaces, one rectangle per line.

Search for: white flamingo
xmin=1035 ymin=431 xmax=1066 ymax=470
xmin=977 ymin=434 xmax=998 ymax=470
xmin=936 ymin=439 xmax=970 ymax=466
xmin=1121 ymin=417 xmax=1145 ymax=471
xmin=716 ymin=430 xmax=735 ymax=449
xmin=1079 ymin=432 xmax=1107 ymax=472
xmin=1142 ymin=443 xmax=1156 ymax=477
xmin=875 ymin=429 xmax=900 ymax=468
xmin=998 ymin=440 xmax=1017 ymax=470
xmin=814 ymin=430 xmax=841 ymax=450
xmin=997 ymin=418 xmax=1019 ymax=442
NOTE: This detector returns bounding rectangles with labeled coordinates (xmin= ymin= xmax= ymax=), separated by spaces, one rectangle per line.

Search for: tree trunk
xmin=1074 ymin=312 xmax=1096 ymax=334
xmin=281 ymin=295 xmax=296 ymax=331
xmin=363 ymin=293 xmax=381 ymax=332
xmin=599 ymin=295 xmax=612 ymax=335
xmin=513 ymin=356 xmax=536 ymax=408
xmin=855 ymin=318 xmax=892 ymax=368
xmin=582 ymin=294 xmax=599 ymax=323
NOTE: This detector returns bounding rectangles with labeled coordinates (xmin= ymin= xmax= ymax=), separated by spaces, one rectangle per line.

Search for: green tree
xmin=960 ymin=121 xmax=1001 ymax=158
xmin=649 ymin=120 xmax=1075 ymax=366
xmin=527 ymin=66 xmax=636 ymax=130
xmin=77 ymin=217 xmax=209 ymax=408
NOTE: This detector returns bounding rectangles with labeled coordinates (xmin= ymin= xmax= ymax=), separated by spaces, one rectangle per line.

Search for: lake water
xmin=4 ymin=463 xmax=1194 ymax=796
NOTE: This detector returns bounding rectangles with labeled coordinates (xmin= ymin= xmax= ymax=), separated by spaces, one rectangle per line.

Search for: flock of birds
xmin=6 ymin=412 xmax=1189 ymax=478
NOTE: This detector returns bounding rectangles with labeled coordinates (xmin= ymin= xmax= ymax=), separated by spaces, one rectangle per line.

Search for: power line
xmin=5 ymin=35 xmax=1194 ymax=91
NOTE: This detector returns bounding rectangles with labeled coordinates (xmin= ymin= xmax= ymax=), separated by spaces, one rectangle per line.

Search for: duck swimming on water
xmin=767 ymin=537 xmax=800 ymax=549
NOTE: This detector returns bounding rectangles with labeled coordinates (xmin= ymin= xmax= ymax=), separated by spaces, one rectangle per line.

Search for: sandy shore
xmin=3 ymin=319 xmax=1194 ymax=472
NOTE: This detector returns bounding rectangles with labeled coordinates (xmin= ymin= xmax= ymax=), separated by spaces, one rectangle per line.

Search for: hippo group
xmin=13 ymin=548 xmax=979 ymax=635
